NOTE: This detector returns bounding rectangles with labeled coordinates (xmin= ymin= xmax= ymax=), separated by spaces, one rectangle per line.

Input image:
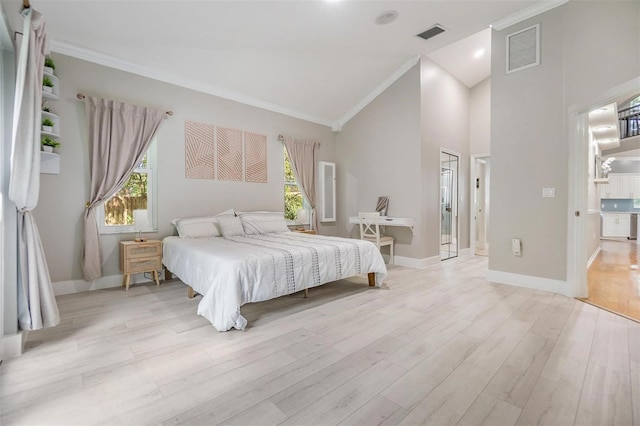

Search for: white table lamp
xmin=133 ymin=209 xmax=149 ymax=242
xmin=297 ymin=208 xmax=309 ymax=226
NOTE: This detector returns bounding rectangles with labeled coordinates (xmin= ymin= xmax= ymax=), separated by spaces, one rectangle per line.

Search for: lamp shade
xmin=297 ymin=208 xmax=309 ymax=224
xmin=133 ymin=209 xmax=149 ymax=232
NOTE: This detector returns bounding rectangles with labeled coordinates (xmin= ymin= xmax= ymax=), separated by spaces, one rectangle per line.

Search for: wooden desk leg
xmin=124 ymin=274 xmax=131 ymax=291
xmin=153 ymin=270 xmax=160 ymax=286
xmin=121 ymin=274 xmax=126 ymax=288
xmin=368 ymin=272 xmax=376 ymax=287
xmin=187 ymin=286 xmax=195 ymax=299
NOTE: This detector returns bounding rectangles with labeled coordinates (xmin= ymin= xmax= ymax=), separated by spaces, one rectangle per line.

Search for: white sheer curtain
xmin=8 ymin=8 xmax=59 ymax=330
xmin=82 ymin=97 xmax=165 ymax=281
xmin=283 ymin=137 xmax=320 ymax=230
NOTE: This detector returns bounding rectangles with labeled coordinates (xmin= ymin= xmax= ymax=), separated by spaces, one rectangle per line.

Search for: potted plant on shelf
xmin=41 ymin=136 xmax=60 ymax=153
xmin=42 ymin=76 xmax=54 ymax=94
xmin=42 ymin=117 xmax=54 ymax=133
xmin=44 ymin=56 xmax=55 ymax=75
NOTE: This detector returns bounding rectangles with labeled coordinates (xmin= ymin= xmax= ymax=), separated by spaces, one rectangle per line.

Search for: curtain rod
xmin=277 ymin=134 xmax=321 ymax=147
xmin=76 ymin=93 xmax=173 ymax=117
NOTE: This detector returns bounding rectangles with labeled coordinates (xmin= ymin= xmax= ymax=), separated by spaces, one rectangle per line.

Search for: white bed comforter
xmin=162 ymin=232 xmax=387 ymax=331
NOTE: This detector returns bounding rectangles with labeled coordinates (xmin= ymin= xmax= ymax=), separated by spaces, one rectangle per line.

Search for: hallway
xmin=586 ymin=239 xmax=640 ymax=322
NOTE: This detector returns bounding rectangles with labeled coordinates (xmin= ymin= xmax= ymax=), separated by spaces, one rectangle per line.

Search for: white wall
xmin=336 ymin=64 xmax=423 ymax=258
xmin=490 ymin=1 xmax=640 ymax=284
xmin=336 ymin=58 xmax=471 ymax=264
xmin=470 ymin=77 xmax=491 ymax=156
xmin=34 ymin=54 xmax=337 ymax=286
xmin=420 ymin=57 xmax=471 ymax=257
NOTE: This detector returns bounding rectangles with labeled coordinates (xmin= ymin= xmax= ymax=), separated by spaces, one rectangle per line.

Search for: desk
xmin=348 ymin=216 xmax=415 ymax=235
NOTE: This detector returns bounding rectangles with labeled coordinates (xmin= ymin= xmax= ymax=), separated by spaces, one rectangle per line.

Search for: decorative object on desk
xmin=44 ymin=56 xmax=55 ymax=75
xmin=133 ymin=209 xmax=149 ymax=242
xmin=601 ymin=157 xmax=615 ymax=179
xmin=41 ymin=135 xmax=59 ymax=152
xmin=42 ymin=76 xmax=54 ymax=93
xmin=376 ymin=196 xmax=389 ymax=216
xmin=42 ymin=117 xmax=54 ymax=133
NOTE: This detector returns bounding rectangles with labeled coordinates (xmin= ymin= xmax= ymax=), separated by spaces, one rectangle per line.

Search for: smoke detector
xmin=375 ymin=10 xmax=398 ymax=25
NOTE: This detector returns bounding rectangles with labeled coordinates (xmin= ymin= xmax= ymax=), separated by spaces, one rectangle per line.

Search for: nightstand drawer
xmin=125 ymin=242 xmax=161 ymax=259
xmin=125 ymin=256 xmax=162 ymax=274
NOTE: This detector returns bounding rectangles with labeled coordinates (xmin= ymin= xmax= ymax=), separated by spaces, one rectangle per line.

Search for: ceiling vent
xmin=416 ymin=25 xmax=446 ymax=41
xmin=506 ymin=24 xmax=540 ymax=73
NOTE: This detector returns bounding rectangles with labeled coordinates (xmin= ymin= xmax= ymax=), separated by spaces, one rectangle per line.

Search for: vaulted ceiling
xmin=2 ymin=0 xmax=555 ymax=129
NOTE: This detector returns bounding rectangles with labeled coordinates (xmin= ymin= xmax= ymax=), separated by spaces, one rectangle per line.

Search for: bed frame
xmin=164 ymin=266 xmax=376 ymax=299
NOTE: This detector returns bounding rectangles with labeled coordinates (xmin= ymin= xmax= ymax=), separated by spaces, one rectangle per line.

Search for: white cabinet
xmin=600 ymin=174 xmax=640 ymax=199
xmin=601 ymin=214 xmax=631 ymax=237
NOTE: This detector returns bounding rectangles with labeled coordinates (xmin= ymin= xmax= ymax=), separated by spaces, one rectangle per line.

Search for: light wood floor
xmin=586 ymin=239 xmax=640 ymax=321
xmin=1 ymin=255 xmax=639 ymax=426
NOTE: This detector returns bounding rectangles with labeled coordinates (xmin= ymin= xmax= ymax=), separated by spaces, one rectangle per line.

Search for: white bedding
xmin=162 ymin=232 xmax=387 ymax=331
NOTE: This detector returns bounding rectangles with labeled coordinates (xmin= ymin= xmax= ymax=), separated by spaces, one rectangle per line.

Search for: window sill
xmin=99 ymin=227 xmax=157 ymax=235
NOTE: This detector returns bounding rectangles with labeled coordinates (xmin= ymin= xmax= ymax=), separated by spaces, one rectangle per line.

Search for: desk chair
xmin=358 ymin=212 xmax=394 ymax=264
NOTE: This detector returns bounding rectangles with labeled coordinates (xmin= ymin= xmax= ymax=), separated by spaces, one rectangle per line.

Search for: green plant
xmin=44 ymin=56 xmax=55 ymax=70
xmin=42 ymin=118 xmax=54 ymax=127
xmin=42 ymin=76 xmax=54 ymax=88
xmin=41 ymin=136 xmax=60 ymax=148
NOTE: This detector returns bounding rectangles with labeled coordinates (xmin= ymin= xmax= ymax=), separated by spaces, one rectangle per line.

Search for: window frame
xmin=283 ymin=147 xmax=310 ymax=226
xmin=97 ymin=141 xmax=158 ymax=235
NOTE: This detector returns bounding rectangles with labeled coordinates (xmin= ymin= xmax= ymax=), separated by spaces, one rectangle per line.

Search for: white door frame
xmin=470 ymin=153 xmax=490 ymax=256
xmin=567 ymin=76 xmax=640 ymax=298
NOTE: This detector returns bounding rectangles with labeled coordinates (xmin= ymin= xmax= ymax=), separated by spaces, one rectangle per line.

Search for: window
xmin=98 ymin=141 xmax=157 ymax=234
xmin=284 ymin=148 xmax=309 ymax=224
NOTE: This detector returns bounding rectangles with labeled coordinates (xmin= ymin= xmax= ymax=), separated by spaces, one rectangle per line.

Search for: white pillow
xmin=172 ymin=209 xmax=235 ymax=238
xmin=238 ymin=211 xmax=290 ymax=235
xmin=217 ymin=214 xmax=246 ymax=237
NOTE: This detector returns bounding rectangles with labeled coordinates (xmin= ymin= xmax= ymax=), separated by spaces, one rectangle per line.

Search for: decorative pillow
xmin=238 ymin=211 xmax=290 ymax=235
xmin=172 ymin=209 xmax=235 ymax=238
xmin=216 ymin=214 xmax=246 ymax=237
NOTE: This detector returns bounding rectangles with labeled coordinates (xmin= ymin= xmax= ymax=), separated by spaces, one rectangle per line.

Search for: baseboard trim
xmin=487 ymin=269 xmax=570 ymax=297
xmin=587 ymin=246 xmax=601 ymax=268
xmin=53 ymin=273 xmax=160 ymax=296
xmin=394 ymin=255 xmax=441 ymax=269
xmin=1 ymin=331 xmax=25 ymax=359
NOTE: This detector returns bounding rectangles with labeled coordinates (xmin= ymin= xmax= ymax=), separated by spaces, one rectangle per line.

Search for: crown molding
xmin=49 ymin=39 xmax=334 ymax=128
xmin=490 ymin=0 xmax=569 ymax=31
xmin=334 ymin=55 xmax=420 ymax=132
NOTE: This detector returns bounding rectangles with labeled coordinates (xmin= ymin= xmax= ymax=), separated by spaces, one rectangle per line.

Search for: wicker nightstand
xmin=293 ymin=229 xmax=316 ymax=235
xmin=119 ymin=240 xmax=162 ymax=290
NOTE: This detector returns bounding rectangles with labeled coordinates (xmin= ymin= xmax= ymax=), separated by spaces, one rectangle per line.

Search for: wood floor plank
xmin=1 ymin=256 xmax=637 ymax=426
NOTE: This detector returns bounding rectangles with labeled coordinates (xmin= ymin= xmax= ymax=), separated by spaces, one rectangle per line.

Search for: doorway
xmin=472 ymin=155 xmax=490 ymax=256
xmin=440 ymin=151 xmax=458 ymax=260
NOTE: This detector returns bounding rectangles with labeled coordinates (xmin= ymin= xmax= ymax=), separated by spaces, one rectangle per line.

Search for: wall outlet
xmin=512 ymin=238 xmax=522 ymax=256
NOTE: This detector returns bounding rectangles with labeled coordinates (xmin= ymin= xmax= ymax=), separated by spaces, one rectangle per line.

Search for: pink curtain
xmin=82 ymin=97 xmax=165 ymax=281
xmin=283 ymin=137 xmax=319 ymax=230
xmin=8 ymin=8 xmax=59 ymax=330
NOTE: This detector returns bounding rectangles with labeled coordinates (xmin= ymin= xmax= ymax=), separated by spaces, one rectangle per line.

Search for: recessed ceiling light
xmin=473 ymin=49 xmax=485 ymax=59
xmin=375 ymin=10 xmax=398 ymax=25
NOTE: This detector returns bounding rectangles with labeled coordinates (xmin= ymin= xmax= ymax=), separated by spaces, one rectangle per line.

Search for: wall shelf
xmin=594 ymin=178 xmax=609 ymax=184
xmin=42 ymin=71 xmax=59 ymax=100
xmin=41 ymin=151 xmax=60 ymax=174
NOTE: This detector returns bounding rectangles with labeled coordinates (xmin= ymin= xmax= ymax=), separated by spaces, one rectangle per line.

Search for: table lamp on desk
xmin=296 ymin=208 xmax=309 ymax=230
xmin=133 ymin=209 xmax=148 ymax=242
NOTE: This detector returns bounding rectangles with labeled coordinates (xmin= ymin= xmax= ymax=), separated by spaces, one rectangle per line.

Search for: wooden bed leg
xmin=368 ymin=272 xmax=376 ymax=287
xmin=187 ymin=286 xmax=195 ymax=299
xmin=304 ymin=288 xmax=309 ymax=298
xmin=164 ymin=266 xmax=173 ymax=281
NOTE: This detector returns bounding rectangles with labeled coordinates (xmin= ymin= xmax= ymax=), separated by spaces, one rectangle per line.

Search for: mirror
xmin=376 ymin=196 xmax=389 ymax=216
xmin=440 ymin=151 xmax=459 ymax=260
xmin=319 ymin=161 xmax=336 ymax=222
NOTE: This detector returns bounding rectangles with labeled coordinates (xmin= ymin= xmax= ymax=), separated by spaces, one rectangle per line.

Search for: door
xmin=440 ymin=151 xmax=458 ymax=260
xmin=474 ymin=157 xmax=490 ymax=255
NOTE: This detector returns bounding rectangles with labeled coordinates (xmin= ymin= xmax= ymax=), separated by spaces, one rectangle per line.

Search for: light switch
xmin=512 ymin=238 xmax=522 ymax=256
xmin=542 ymin=188 xmax=555 ymax=198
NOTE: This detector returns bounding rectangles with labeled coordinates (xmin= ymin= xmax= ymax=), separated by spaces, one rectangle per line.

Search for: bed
xmin=162 ymin=217 xmax=387 ymax=332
